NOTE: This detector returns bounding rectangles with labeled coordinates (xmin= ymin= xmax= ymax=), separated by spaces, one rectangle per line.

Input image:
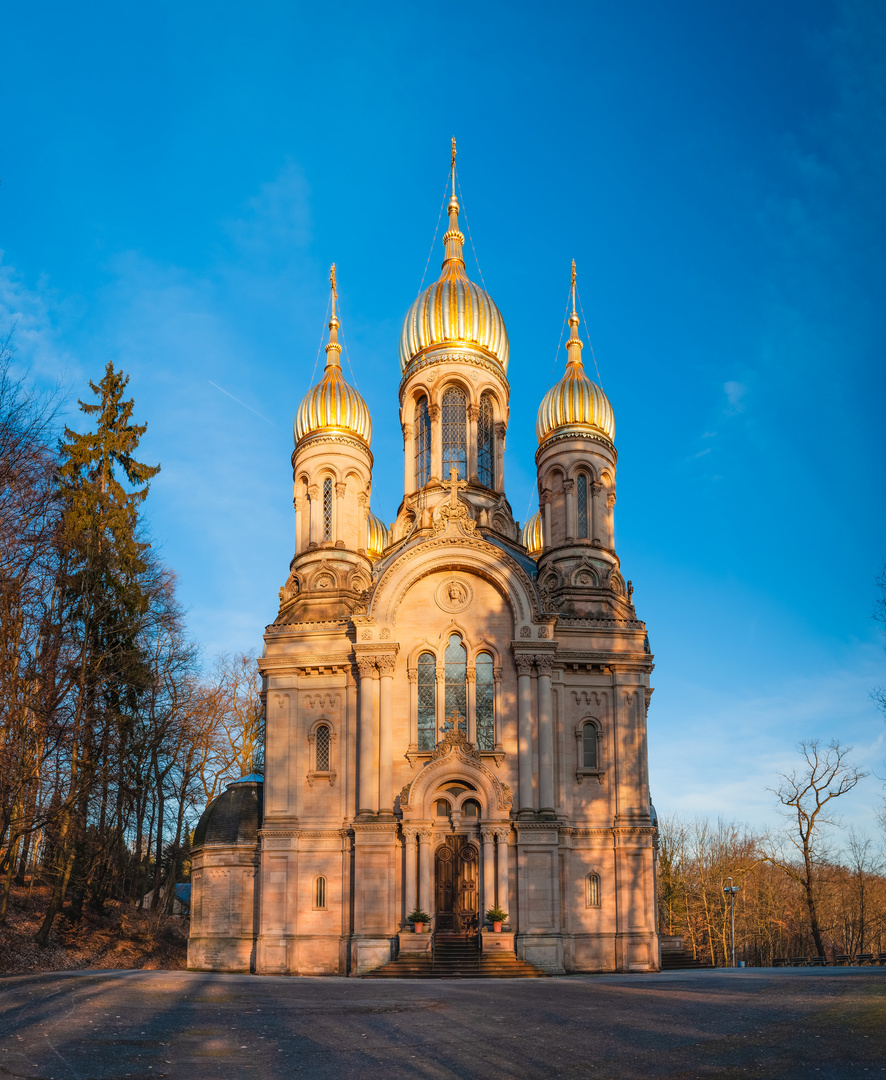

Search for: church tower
xmin=188 ymin=148 xmax=658 ymax=980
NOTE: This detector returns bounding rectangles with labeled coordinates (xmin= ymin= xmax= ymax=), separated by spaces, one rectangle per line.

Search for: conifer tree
xmin=35 ymin=363 xmax=159 ymax=943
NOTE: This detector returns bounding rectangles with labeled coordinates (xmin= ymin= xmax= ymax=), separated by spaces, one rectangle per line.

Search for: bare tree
xmin=768 ymin=740 xmax=867 ymax=958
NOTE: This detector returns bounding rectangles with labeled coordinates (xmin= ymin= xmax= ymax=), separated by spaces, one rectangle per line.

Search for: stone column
xmin=293 ymin=496 xmax=303 ymax=555
xmin=418 ymin=828 xmax=433 ymax=914
xmin=493 ymin=665 xmax=503 ymax=749
xmin=536 ymin=654 xmax=555 ymax=816
xmin=542 ymin=490 xmax=552 ymax=550
xmin=377 ymin=654 xmax=396 ymax=816
xmin=606 ymin=491 xmax=616 ymax=549
xmin=402 ymin=421 xmax=414 ymax=496
xmin=515 ymin=653 xmax=535 ymax=814
xmin=494 ymin=827 xmax=511 ymax=913
xmin=591 ymin=481 xmax=604 ymax=544
xmin=467 ymin=403 xmax=479 ymax=482
xmin=407 ymin=667 xmax=418 ymax=750
xmin=466 ymin=667 xmax=476 ymax=744
xmin=429 ymin=403 xmax=442 ymax=483
xmin=564 ymin=478 xmax=575 ymax=543
xmin=435 ymin=664 xmax=445 ymax=739
xmin=403 ymin=827 xmax=419 ymax=919
xmin=494 ymin=422 xmax=506 ymax=492
xmin=357 ymin=492 xmax=368 ymax=553
xmin=308 ymin=484 xmax=320 ymax=547
xmin=356 ymin=657 xmax=377 ymax=815
xmin=334 ymin=482 xmax=346 ymax=547
xmin=481 ymin=828 xmax=495 ymax=915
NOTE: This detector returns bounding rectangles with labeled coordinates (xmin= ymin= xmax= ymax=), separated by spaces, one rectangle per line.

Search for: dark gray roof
xmin=193 ymin=777 xmax=263 ymax=848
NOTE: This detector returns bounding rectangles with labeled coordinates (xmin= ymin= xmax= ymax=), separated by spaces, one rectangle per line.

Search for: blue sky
xmin=2 ymin=0 xmax=884 ymax=834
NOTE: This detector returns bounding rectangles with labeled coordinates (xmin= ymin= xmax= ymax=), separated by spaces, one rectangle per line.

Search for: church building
xmin=188 ymin=151 xmax=658 ymax=975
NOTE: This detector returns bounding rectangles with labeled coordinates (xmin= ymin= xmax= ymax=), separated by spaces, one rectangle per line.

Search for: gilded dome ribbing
xmin=522 ymin=511 xmax=543 ymax=558
xmin=399 ymin=193 xmax=509 ymax=374
xmin=295 ymin=294 xmax=372 ymax=448
xmin=536 ymin=291 xmax=614 ymax=447
xmin=366 ymin=509 xmax=388 ymax=559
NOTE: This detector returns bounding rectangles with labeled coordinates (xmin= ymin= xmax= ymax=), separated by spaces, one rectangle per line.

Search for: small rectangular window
xmin=582 ymin=725 xmax=598 ymax=769
xmin=315 ymin=876 xmax=327 ymax=909
xmin=587 ymin=873 xmax=600 ymax=907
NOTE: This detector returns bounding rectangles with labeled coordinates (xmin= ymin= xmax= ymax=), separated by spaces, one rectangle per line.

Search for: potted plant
xmin=485 ymin=906 xmax=508 ymax=932
xmin=407 ymin=908 xmax=430 ymax=933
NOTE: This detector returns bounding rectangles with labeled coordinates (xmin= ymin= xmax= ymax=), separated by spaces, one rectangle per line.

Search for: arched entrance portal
xmin=434 ymin=836 xmax=479 ymax=933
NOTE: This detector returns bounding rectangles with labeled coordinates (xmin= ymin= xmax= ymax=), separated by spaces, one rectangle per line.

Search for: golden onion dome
xmin=366 ymin=509 xmax=388 ymax=559
xmin=522 ymin=511 xmax=543 ymax=558
xmin=536 ymin=271 xmax=614 ymax=447
xmin=399 ymin=190 xmax=509 ymax=374
xmin=294 ymin=269 xmax=372 ymax=448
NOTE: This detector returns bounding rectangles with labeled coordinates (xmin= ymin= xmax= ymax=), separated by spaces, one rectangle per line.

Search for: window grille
xmin=477 ymin=394 xmax=494 ymax=488
xmin=587 ymin=873 xmax=600 ymax=907
xmin=475 ymin=652 xmax=495 ymax=751
xmin=315 ymin=876 xmax=327 ymax=909
xmin=444 ymin=633 xmax=467 ymax=736
xmin=582 ymin=724 xmax=598 ymax=769
xmin=577 ymin=474 xmax=588 ymax=539
xmin=315 ymin=725 xmax=330 ymax=772
xmin=442 ymin=388 xmax=467 ymax=479
xmin=415 ymin=396 xmax=431 ymax=488
xmin=323 ymin=477 xmax=333 ymax=541
xmin=417 ymin=652 xmax=436 ymax=750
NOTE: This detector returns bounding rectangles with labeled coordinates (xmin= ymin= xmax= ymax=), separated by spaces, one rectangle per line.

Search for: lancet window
xmin=576 ymin=474 xmax=589 ymax=539
xmin=477 ymin=393 xmax=494 ymax=488
xmin=444 ymin=633 xmax=467 ymax=736
xmin=417 ymin=652 xmax=436 ymax=751
xmin=475 ymin=652 xmax=494 ymax=751
xmin=415 ymin=395 xmax=431 ymax=488
xmin=322 ymin=478 xmax=333 ymax=541
xmin=442 ymin=388 xmax=467 ymax=479
xmin=582 ymin=723 xmax=598 ymax=769
xmin=587 ymin=873 xmax=600 ymax=907
xmin=315 ymin=725 xmax=330 ymax=772
xmin=315 ymin=876 xmax=327 ymax=909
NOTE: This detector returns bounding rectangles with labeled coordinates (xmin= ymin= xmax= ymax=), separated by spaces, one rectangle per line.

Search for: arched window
xmin=463 ymin=798 xmax=481 ymax=818
xmin=582 ymin=723 xmax=598 ymax=770
xmin=442 ymin=388 xmax=467 ymax=479
xmin=587 ymin=873 xmax=600 ymax=907
xmin=475 ymin=652 xmax=494 ymax=751
xmin=576 ymin=474 xmax=589 ymax=539
xmin=315 ymin=725 xmax=330 ymax=772
xmin=415 ymin=395 xmax=431 ymax=488
xmin=315 ymin=875 xmax=327 ymax=909
xmin=323 ymin=477 xmax=333 ymax=541
xmin=477 ymin=393 xmax=494 ymax=488
xmin=417 ymin=652 xmax=436 ymax=751
xmin=444 ymin=633 xmax=467 ymax=736
xmin=435 ymin=798 xmax=450 ymax=817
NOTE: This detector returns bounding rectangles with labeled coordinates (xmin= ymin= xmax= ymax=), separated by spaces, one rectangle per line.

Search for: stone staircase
xmin=659 ymin=935 xmax=714 ymax=971
xmin=364 ymin=933 xmax=548 ymax=979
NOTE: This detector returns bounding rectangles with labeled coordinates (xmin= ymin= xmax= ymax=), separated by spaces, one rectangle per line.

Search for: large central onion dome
xmin=399 ymin=190 xmax=509 ymax=374
xmin=295 ymin=296 xmax=372 ymax=448
xmin=537 ymin=302 xmax=614 ymax=447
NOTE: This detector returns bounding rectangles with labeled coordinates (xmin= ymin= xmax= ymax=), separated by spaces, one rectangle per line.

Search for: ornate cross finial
xmin=446 ymin=465 xmax=468 ymax=508
xmin=451 ymin=136 xmax=457 ymax=195
xmin=571 ymin=258 xmax=577 ymax=314
xmin=330 ymin=262 xmax=338 ymax=317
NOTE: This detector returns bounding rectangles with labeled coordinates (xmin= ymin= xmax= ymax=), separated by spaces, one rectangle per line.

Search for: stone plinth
xmin=480 ymin=929 xmax=516 ymax=954
xmin=398 ymin=929 xmax=433 ymax=957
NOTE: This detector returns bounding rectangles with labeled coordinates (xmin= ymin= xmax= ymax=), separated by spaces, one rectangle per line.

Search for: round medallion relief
xmin=436 ymin=577 xmax=473 ymax=613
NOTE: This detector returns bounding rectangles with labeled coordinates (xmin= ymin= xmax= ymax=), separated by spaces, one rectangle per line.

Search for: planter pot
xmin=413 ymin=922 xmax=424 ymax=934
xmin=493 ymin=921 xmax=502 ymax=933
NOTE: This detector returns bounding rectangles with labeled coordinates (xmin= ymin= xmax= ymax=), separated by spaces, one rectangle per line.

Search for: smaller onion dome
xmin=536 ymin=263 xmax=615 ymax=447
xmin=522 ymin=511 xmax=543 ymax=558
xmin=295 ymin=265 xmax=372 ymax=448
xmin=193 ymin=775 xmax=263 ymax=849
xmin=366 ymin=509 xmax=388 ymax=559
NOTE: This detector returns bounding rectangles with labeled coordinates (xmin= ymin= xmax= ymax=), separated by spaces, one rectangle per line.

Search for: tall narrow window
xmin=587 ymin=873 xmax=600 ymax=907
xmin=477 ymin=394 xmax=494 ymax=488
xmin=475 ymin=652 xmax=495 ymax=751
xmin=442 ymin=388 xmax=467 ymax=479
xmin=415 ymin=395 xmax=431 ymax=488
xmin=444 ymin=633 xmax=467 ymax=736
xmin=323 ymin=477 xmax=333 ymax=541
xmin=417 ymin=652 xmax=436 ymax=750
xmin=315 ymin=876 xmax=327 ymax=909
xmin=315 ymin=724 xmax=330 ymax=772
xmin=577 ymin=474 xmax=589 ymax=539
xmin=583 ymin=724 xmax=598 ymax=769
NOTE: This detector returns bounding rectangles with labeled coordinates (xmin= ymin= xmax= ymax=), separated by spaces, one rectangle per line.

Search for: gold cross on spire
xmin=329 ymin=262 xmax=338 ymax=317
xmin=571 ymin=258 xmax=577 ymax=314
xmin=451 ymin=136 xmax=457 ymax=195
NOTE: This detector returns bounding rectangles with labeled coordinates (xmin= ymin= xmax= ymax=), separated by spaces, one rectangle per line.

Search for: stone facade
xmin=188 ymin=170 xmax=658 ymax=976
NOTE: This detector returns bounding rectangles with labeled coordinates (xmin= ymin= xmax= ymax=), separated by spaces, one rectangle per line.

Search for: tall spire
xmin=566 ymin=258 xmax=584 ymax=368
xmin=325 ymin=262 xmax=342 ymax=369
xmin=442 ymin=136 xmax=466 ymax=268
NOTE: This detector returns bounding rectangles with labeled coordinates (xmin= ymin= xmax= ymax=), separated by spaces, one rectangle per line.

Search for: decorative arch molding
xmin=571 ymin=559 xmax=600 ymax=588
xmin=398 ymin=730 xmax=513 ymax=817
xmin=367 ymin=537 xmax=543 ymax=628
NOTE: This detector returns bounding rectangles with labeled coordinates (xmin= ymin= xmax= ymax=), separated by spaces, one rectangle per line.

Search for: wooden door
xmin=435 ymin=836 xmax=479 ymax=932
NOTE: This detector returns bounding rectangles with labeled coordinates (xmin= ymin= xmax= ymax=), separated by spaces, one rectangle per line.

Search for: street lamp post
xmin=723 ymin=878 xmax=739 ymax=968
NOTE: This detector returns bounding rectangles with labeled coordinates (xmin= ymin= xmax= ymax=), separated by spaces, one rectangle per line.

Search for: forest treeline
xmin=0 ymin=347 xmax=264 ymax=941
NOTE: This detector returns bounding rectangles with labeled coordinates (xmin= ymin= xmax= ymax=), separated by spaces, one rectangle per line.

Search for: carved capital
xmin=514 ymin=654 xmax=534 ymax=677
xmin=335 ymin=482 xmax=346 ymax=499
xmin=465 ymin=669 xmax=476 ymax=684
xmin=376 ymin=654 xmax=396 ymax=677
xmin=402 ymin=825 xmax=420 ymax=843
xmin=308 ymin=484 xmax=319 ymax=498
xmin=467 ymin=404 xmax=480 ymax=421
xmin=563 ymin=478 xmax=575 ymax=493
xmin=357 ymin=491 xmax=368 ymax=507
xmin=428 ymin=404 xmax=441 ymax=421
xmin=356 ymin=657 xmax=377 ymax=679
xmin=418 ymin=827 xmax=434 ymax=842
xmin=493 ymin=827 xmax=512 ymax=843
xmin=494 ymin=422 xmax=507 ymax=438
xmin=293 ymin=497 xmax=304 ymax=511
xmin=591 ymin=481 xmax=603 ymax=495
xmin=480 ymin=828 xmax=496 ymax=843
xmin=407 ymin=669 xmax=418 ymax=683
xmin=607 ymin=492 xmax=617 ymax=509
xmin=534 ymin=653 xmax=554 ymax=677
xmin=402 ymin=422 xmax=414 ymax=439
